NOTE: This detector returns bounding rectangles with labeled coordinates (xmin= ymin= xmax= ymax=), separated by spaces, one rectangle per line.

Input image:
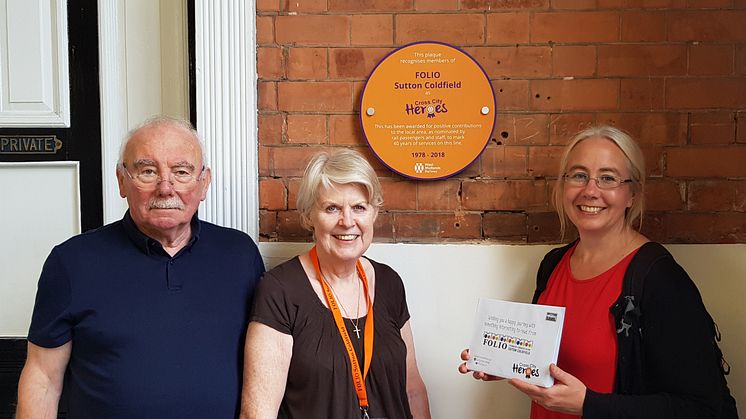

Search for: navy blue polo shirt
xmin=28 ymin=211 xmax=265 ymax=418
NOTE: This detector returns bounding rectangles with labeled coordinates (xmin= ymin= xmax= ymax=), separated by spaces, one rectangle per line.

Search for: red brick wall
xmin=256 ymin=0 xmax=746 ymax=244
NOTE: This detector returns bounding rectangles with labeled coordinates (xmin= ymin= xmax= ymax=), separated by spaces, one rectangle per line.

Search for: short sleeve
xmin=250 ymin=268 xmax=295 ymax=335
xmin=372 ymin=261 xmax=410 ymax=329
xmin=27 ymin=247 xmax=74 ymax=348
xmin=246 ymin=237 xmax=266 ymax=282
xmin=393 ymin=270 xmax=410 ymax=329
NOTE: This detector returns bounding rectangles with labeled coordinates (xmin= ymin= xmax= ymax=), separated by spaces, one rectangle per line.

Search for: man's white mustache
xmin=148 ymin=196 xmax=184 ymax=209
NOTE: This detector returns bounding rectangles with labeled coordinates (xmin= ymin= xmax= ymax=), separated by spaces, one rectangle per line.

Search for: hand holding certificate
xmin=465 ymin=298 xmax=565 ymax=388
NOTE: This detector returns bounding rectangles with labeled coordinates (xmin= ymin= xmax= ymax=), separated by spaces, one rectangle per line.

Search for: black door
xmin=0 ymin=1 xmax=100 ymax=417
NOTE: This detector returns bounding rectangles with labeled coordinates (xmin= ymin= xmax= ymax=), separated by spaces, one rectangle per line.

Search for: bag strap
xmin=615 ymin=242 xmax=670 ymax=337
xmin=532 ymin=240 xmax=576 ymax=304
xmin=621 ymin=242 xmax=669 ymax=303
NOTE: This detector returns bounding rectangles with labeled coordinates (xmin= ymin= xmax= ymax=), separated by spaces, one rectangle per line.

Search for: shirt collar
xmin=122 ymin=210 xmax=201 ymax=256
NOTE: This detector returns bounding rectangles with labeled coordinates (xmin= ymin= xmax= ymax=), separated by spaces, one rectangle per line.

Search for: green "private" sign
xmin=0 ymin=136 xmax=62 ymax=154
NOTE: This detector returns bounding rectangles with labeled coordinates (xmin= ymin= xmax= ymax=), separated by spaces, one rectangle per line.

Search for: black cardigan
xmin=533 ymin=241 xmax=738 ymax=419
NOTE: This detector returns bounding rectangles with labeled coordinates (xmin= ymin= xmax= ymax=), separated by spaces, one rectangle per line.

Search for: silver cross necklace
xmin=324 ymin=274 xmax=362 ymax=338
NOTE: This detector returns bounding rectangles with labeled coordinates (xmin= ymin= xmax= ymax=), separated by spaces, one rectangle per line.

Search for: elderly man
xmin=16 ymin=117 xmax=265 ymax=418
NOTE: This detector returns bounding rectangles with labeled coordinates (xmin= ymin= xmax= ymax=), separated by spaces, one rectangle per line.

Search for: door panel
xmin=0 ymin=0 xmax=70 ymax=126
xmin=0 ymin=162 xmax=81 ymax=336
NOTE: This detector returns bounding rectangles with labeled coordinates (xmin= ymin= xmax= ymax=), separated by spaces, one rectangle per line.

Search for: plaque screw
xmin=481 ymin=106 xmax=490 ymax=115
xmin=366 ymin=107 xmax=375 ymax=116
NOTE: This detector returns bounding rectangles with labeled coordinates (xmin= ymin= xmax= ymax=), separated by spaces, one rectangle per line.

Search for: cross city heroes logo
xmin=404 ymin=99 xmax=448 ymax=119
xmin=513 ymin=362 xmax=540 ymax=380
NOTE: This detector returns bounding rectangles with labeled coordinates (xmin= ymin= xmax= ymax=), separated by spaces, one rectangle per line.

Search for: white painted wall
xmin=259 ymin=242 xmax=746 ymax=418
xmin=123 ymin=0 xmax=189 ymax=123
xmin=124 ymin=0 xmax=162 ymax=125
xmin=100 ymin=0 xmax=190 ymax=224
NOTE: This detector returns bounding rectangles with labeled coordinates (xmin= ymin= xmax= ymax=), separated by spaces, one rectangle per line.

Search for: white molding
xmin=195 ymin=0 xmax=259 ymax=239
xmin=0 ymin=0 xmax=70 ymax=127
xmin=97 ymin=0 xmax=129 ymax=223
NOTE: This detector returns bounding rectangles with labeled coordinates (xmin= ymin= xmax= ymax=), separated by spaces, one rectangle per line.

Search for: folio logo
xmin=482 ymin=332 xmax=533 ymax=349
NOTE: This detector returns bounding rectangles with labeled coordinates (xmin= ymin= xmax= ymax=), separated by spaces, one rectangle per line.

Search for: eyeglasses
xmin=563 ymin=171 xmax=633 ymax=190
xmin=121 ymin=163 xmax=205 ymax=191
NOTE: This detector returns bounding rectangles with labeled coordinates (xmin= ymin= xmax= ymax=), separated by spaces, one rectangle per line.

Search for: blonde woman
xmin=242 ymin=149 xmax=431 ymax=419
xmin=460 ymin=126 xmax=737 ymax=419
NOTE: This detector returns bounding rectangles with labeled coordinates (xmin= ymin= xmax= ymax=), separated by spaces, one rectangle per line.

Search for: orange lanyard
xmin=310 ymin=246 xmax=374 ymax=417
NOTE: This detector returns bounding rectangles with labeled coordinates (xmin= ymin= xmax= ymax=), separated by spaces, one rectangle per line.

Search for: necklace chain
xmin=322 ymin=272 xmax=362 ymax=338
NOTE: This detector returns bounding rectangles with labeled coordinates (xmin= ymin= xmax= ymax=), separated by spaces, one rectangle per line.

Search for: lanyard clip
xmin=360 ymin=406 xmax=370 ymax=419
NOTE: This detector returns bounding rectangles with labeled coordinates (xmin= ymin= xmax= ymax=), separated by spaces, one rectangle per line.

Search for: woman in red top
xmin=459 ymin=126 xmax=737 ymax=418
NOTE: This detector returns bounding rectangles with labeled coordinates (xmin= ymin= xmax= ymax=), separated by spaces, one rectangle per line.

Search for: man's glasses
xmin=121 ymin=163 xmax=205 ymax=191
xmin=563 ymin=171 xmax=633 ymax=190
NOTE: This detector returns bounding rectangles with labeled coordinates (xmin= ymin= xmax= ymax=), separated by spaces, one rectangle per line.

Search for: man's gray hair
xmin=116 ymin=116 xmax=208 ymax=170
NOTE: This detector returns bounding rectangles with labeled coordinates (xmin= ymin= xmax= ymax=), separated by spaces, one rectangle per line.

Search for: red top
xmin=531 ymin=244 xmax=639 ymax=419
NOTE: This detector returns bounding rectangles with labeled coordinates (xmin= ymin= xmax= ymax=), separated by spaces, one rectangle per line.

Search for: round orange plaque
xmin=360 ymin=41 xmax=495 ymax=180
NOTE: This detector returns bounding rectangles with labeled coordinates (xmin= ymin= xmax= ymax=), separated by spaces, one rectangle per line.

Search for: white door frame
xmin=97 ymin=0 xmax=259 ymax=239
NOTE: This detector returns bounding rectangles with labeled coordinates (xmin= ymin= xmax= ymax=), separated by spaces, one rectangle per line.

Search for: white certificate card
xmin=466 ymin=298 xmax=565 ymax=387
